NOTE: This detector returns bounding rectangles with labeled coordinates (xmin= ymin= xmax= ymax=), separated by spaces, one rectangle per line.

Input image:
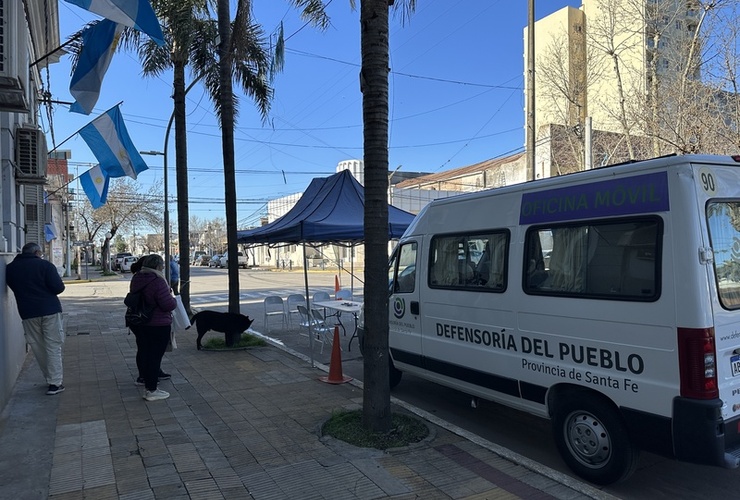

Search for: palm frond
xmin=290 ymin=0 xmax=330 ymax=31
xmin=270 ymin=22 xmax=285 ymax=78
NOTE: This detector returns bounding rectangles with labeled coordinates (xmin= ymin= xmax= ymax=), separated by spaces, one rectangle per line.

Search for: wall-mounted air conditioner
xmin=15 ymin=126 xmax=47 ymax=183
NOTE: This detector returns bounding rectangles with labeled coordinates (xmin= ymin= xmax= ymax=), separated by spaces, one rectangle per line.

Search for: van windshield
xmin=707 ymin=201 xmax=740 ymax=309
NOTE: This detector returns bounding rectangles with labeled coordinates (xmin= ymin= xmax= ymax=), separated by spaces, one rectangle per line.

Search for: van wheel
xmin=551 ymin=394 xmax=638 ymax=485
xmin=389 ymin=358 xmax=402 ymax=389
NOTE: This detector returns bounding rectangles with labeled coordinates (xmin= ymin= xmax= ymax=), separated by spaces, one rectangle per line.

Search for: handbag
xmin=172 ymin=295 xmax=191 ymax=330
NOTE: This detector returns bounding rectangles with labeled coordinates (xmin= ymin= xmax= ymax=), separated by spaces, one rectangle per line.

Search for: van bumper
xmin=673 ymin=397 xmax=740 ymax=468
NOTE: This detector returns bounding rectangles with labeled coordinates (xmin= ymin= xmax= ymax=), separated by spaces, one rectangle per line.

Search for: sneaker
xmin=135 ymin=377 xmax=145 ymax=386
xmin=46 ymin=384 xmax=65 ymax=395
xmin=158 ymin=371 xmax=171 ymax=381
xmin=143 ymin=389 xmax=169 ymax=401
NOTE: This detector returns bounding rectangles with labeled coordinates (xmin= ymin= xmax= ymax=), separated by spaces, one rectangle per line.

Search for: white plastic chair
xmin=310 ymin=308 xmax=335 ymax=354
xmin=312 ymin=291 xmax=331 ymax=305
xmin=286 ymin=294 xmax=305 ymax=327
xmin=263 ymin=296 xmax=286 ymax=332
xmin=296 ymin=305 xmax=313 ymax=338
xmin=335 ymin=289 xmax=353 ymax=301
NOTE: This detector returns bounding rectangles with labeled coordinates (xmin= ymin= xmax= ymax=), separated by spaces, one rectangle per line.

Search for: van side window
xmin=429 ymin=231 xmax=509 ymax=291
xmin=392 ymin=243 xmax=417 ymax=293
xmin=524 ymin=218 xmax=661 ymax=301
xmin=707 ymin=202 xmax=740 ymax=309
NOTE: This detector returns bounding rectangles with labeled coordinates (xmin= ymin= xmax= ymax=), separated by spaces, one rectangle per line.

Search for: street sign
xmin=72 ymin=241 xmax=93 ymax=246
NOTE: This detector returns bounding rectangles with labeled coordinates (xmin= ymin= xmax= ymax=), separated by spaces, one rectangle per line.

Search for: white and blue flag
xmin=64 ymin=0 xmax=165 ymax=46
xmin=79 ymin=164 xmax=110 ymax=209
xmin=69 ymin=19 xmax=122 ymax=115
xmin=79 ymin=105 xmax=148 ymax=179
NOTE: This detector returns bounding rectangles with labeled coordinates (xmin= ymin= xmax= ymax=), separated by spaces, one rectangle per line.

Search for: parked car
xmin=220 ymin=251 xmax=248 ymax=269
xmin=194 ymin=255 xmax=210 ymax=266
xmin=208 ymin=254 xmax=223 ymax=267
xmin=192 ymin=251 xmax=207 ymax=265
xmin=113 ymin=252 xmax=132 ymax=271
xmin=121 ymin=256 xmax=138 ymax=273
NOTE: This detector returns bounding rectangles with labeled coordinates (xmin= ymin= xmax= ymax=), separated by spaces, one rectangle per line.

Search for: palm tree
xmin=359 ymin=0 xmax=415 ymax=433
xmin=114 ymin=0 xmax=215 ymax=314
xmin=212 ymin=0 xmax=328 ymax=330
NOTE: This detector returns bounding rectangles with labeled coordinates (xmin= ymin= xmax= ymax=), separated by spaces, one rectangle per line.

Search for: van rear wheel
xmin=552 ymin=394 xmax=638 ymax=485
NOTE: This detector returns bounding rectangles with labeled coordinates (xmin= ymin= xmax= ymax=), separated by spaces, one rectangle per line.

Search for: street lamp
xmin=105 ymin=231 xmax=112 ymax=272
xmin=140 ymin=149 xmax=170 ymax=283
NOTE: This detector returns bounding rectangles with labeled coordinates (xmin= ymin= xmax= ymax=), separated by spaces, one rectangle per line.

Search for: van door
xmin=388 ymin=241 xmax=421 ymax=365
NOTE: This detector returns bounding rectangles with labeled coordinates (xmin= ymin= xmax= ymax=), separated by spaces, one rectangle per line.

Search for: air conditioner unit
xmin=15 ymin=127 xmax=47 ymax=183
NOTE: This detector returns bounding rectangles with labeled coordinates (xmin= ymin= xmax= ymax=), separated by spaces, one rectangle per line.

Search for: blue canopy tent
xmin=236 ymin=169 xmax=416 ymax=365
xmin=236 ymin=169 xmax=415 ymax=245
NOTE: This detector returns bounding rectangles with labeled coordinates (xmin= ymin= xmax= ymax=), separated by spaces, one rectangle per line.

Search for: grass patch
xmin=202 ymin=333 xmax=267 ymax=350
xmin=322 ymin=409 xmax=429 ymax=450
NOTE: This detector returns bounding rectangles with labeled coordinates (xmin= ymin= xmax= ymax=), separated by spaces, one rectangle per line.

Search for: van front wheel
xmin=552 ymin=395 xmax=638 ymax=485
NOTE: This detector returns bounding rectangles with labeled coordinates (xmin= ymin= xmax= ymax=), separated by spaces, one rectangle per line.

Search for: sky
xmin=44 ymin=0 xmax=575 ymax=232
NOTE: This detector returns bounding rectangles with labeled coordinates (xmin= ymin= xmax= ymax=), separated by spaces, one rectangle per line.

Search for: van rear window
xmin=429 ymin=231 xmax=509 ymax=291
xmin=707 ymin=201 xmax=740 ymax=309
xmin=524 ymin=217 xmax=661 ymax=301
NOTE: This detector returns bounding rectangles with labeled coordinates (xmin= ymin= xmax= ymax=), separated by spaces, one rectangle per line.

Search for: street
xmin=80 ymin=265 xmax=740 ymax=498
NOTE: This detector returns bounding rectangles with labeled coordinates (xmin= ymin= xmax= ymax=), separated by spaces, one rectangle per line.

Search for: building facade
xmin=0 ymin=0 xmax=61 ymax=413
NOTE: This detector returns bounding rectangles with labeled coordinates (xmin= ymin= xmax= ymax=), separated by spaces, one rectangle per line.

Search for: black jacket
xmin=6 ymin=253 xmax=65 ymax=319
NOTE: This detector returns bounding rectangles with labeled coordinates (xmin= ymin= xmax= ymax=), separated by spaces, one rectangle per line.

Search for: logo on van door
xmin=393 ymin=297 xmax=405 ymax=318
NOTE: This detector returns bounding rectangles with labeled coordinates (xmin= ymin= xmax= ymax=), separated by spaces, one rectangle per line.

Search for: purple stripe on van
xmin=519 ymin=171 xmax=669 ymax=225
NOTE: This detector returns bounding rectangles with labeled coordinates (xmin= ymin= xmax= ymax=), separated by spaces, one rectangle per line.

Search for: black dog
xmin=190 ymin=311 xmax=254 ymax=350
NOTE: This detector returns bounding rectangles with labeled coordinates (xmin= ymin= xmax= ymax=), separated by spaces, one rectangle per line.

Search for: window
xmin=707 ymin=202 xmax=740 ymax=309
xmin=429 ymin=231 xmax=509 ymax=291
xmin=524 ymin=218 xmax=661 ymax=301
xmin=390 ymin=242 xmax=417 ymax=293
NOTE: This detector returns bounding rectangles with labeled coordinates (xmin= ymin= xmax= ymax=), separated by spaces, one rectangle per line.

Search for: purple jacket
xmin=129 ymin=270 xmax=176 ymax=326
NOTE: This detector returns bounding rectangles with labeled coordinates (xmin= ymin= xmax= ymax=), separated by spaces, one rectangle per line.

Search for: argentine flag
xmin=64 ymin=0 xmax=165 ymax=46
xmin=79 ymin=165 xmax=110 ymax=209
xmin=70 ymin=19 xmax=123 ymax=115
xmin=79 ymin=105 xmax=149 ymax=179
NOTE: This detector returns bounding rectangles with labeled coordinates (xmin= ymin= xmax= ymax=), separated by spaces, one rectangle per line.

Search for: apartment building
xmin=526 ymin=0 xmax=702 ymax=174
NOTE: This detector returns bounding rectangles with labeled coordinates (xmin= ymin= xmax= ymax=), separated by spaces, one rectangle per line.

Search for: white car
xmin=220 ymin=251 xmax=248 ymax=269
xmin=121 ymin=256 xmax=138 ymax=273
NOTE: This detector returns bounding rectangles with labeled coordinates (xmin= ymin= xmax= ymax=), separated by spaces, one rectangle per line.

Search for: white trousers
xmin=22 ymin=313 xmax=64 ymax=386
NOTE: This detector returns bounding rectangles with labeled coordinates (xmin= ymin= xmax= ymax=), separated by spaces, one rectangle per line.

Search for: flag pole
xmin=47 ymin=101 xmax=124 ymax=155
xmin=29 ymin=33 xmax=82 ymax=69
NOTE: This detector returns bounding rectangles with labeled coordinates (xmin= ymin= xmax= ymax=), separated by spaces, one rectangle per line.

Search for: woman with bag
xmin=128 ymin=254 xmax=176 ymax=401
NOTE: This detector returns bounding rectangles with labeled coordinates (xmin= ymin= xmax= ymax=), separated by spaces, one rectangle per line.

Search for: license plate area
xmin=732 ymin=355 xmax=740 ymax=377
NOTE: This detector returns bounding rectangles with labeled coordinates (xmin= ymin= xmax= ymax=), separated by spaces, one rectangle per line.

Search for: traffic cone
xmin=334 ymin=274 xmax=340 ymax=294
xmin=320 ymin=326 xmax=352 ymax=384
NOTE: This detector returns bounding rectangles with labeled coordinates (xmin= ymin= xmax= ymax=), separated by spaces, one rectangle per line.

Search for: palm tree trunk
xmin=173 ymin=60 xmax=192 ymax=312
xmin=361 ymin=0 xmax=392 ymax=433
xmin=217 ymin=0 xmax=240 ymax=336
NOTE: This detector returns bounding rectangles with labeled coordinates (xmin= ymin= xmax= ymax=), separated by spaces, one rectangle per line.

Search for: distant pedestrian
xmin=169 ymin=256 xmax=180 ymax=295
xmin=6 ymin=242 xmax=66 ymax=395
xmin=128 ymin=254 xmax=176 ymax=401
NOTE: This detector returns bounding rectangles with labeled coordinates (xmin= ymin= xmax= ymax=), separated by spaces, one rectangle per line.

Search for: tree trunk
xmin=217 ymin=0 xmax=240 ymax=334
xmin=173 ymin=60 xmax=191 ymax=312
xmin=360 ymin=0 xmax=392 ymax=433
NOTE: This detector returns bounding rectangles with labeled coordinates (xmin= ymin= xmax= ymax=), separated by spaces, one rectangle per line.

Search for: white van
xmin=384 ymin=154 xmax=740 ymax=485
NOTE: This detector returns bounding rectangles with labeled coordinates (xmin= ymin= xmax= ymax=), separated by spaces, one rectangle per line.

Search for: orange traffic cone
xmin=320 ymin=326 xmax=352 ymax=384
xmin=334 ymin=274 xmax=340 ymax=294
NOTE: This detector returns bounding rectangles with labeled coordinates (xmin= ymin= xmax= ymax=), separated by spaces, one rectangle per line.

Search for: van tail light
xmin=677 ymin=327 xmax=719 ymax=399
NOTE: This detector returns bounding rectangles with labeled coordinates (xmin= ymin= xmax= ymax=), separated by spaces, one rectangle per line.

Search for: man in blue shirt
xmin=6 ymin=242 xmax=66 ymax=395
xmin=169 ymin=256 xmax=180 ymax=295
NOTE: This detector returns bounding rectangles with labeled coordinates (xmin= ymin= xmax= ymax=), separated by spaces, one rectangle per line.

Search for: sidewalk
xmin=0 ymin=275 xmax=615 ymax=499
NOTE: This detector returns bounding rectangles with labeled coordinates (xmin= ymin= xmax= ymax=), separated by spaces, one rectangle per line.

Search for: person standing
xmin=6 ymin=242 xmax=66 ymax=395
xmin=129 ymin=254 xmax=176 ymax=401
xmin=169 ymin=256 xmax=180 ymax=295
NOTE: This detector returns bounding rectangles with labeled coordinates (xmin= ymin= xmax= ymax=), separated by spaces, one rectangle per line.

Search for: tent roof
xmin=236 ymin=169 xmax=416 ymax=245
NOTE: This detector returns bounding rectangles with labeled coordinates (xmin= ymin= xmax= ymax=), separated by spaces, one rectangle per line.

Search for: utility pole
xmin=527 ymin=0 xmax=536 ymax=181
